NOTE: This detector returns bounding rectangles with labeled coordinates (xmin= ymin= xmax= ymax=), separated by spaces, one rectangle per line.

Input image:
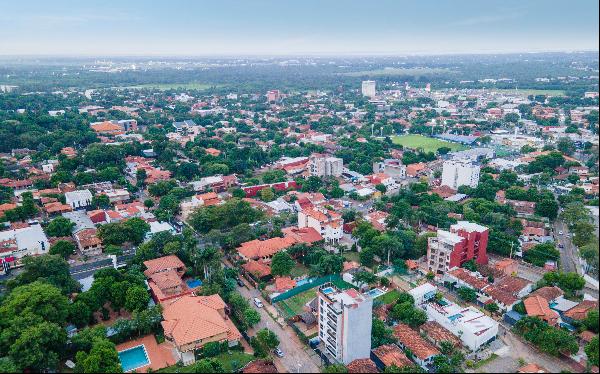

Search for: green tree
xmin=49 ymin=240 xmax=76 ymax=259
xmin=91 ymin=194 xmax=111 ymax=209
xmin=557 ymin=137 xmax=576 ymax=156
xmin=259 ymin=187 xmax=275 ymax=202
xmin=45 ymin=216 xmax=75 ymax=237
xmin=270 ymin=251 xmax=295 ymax=277
xmin=9 ymin=322 xmax=67 ymax=372
xmin=124 ymin=286 xmax=150 ymax=312
xmin=584 ymin=309 xmax=599 ymax=333
xmin=457 ymin=287 xmax=477 ymax=302
xmin=69 ymin=301 xmax=92 ymax=327
xmin=243 ymin=308 xmax=262 ymax=328
xmin=0 ymin=281 xmax=69 ymax=325
xmin=585 ymin=336 xmax=599 ymax=367
xmin=75 ymin=338 xmax=123 ymax=373
xmin=0 ymin=357 xmax=18 ymax=373
xmin=256 ymin=328 xmax=280 ymax=352
xmin=323 ymin=364 xmax=348 ymax=373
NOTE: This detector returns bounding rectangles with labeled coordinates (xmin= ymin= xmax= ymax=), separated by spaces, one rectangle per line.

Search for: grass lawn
xmin=342 ymin=251 xmax=360 ymax=263
xmin=378 ymin=289 xmax=402 ymax=305
xmin=472 ymin=353 xmax=499 ymax=369
xmin=289 ymin=263 xmax=310 ymax=278
xmin=156 ymin=352 xmax=253 ymax=373
xmin=392 ymin=134 xmax=467 ymax=153
xmin=279 ymin=289 xmax=317 ymax=318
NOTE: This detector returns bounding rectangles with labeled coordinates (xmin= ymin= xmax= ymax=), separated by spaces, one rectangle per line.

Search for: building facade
xmin=441 ymin=160 xmax=480 ymax=189
xmin=427 ymin=221 xmax=489 ymax=274
xmin=361 ymin=81 xmax=376 ymax=98
xmin=317 ymin=283 xmax=372 ymax=365
xmin=309 ymin=155 xmax=343 ymax=178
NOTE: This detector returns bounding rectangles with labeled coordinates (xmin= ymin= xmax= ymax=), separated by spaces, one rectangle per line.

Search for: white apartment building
xmin=297 ymin=207 xmax=343 ymax=244
xmin=361 ymin=80 xmax=376 ymax=98
xmin=309 ymin=156 xmax=343 ymax=178
xmin=441 ymin=159 xmax=480 ymax=189
xmin=317 ymin=284 xmax=372 ymax=365
xmin=410 ymin=283 xmax=498 ymax=351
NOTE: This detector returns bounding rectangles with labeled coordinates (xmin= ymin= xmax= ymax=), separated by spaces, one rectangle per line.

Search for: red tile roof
xmin=143 ymin=255 xmax=186 ymax=277
xmin=237 ymin=236 xmax=297 ymax=260
xmin=564 ymin=300 xmax=599 ymax=321
xmin=347 ymin=358 xmax=378 ymax=373
xmin=242 ymin=260 xmax=271 ymax=278
xmin=420 ymin=321 xmax=462 ymax=348
xmin=524 ymin=296 xmax=559 ymax=325
xmin=274 ymin=277 xmax=296 ymax=293
xmin=530 ymin=286 xmax=563 ymax=302
xmin=371 ymin=344 xmax=413 ymax=368
xmin=393 ymin=323 xmax=440 ymax=360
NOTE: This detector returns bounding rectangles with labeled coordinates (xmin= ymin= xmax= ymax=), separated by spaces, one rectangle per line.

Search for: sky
xmin=1 ymin=0 xmax=598 ymax=56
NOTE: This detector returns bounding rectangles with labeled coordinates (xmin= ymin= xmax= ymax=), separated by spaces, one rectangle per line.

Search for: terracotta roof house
xmin=44 ymin=201 xmax=72 ymax=215
xmin=420 ymin=321 xmax=462 ymax=349
xmin=280 ymin=226 xmax=323 ymax=244
xmin=274 ymin=277 xmax=296 ymax=293
xmin=393 ymin=323 xmax=440 ymax=369
xmin=371 ymin=344 xmax=413 ymax=370
xmin=237 ymin=236 xmax=297 ymax=260
xmin=74 ymin=228 xmax=102 ymax=257
xmin=241 ymin=260 xmax=271 ymax=279
xmin=530 ymin=286 xmax=564 ymax=303
xmin=143 ymin=255 xmax=186 ymax=277
xmin=494 ymin=258 xmax=518 ymax=276
xmin=563 ymin=300 xmax=599 ymax=322
xmin=346 ymin=358 xmax=378 ymax=373
xmin=524 ymin=296 xmax=559 ymax=326
xmin=161 ymin=294 xmax=242 ymax=366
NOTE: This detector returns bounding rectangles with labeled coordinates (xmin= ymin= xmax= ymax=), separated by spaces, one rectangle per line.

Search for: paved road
xmin=553 ymin=220 xmax=579 ymax=274
xmin=236 ymin=284 xmax=321 ymax=373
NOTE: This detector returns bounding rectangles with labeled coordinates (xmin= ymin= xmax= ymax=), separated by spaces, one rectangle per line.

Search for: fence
xmin=270 ymin=274 xmax=343 ymax=303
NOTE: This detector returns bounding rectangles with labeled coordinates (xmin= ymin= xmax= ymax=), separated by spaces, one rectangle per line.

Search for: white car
xmin=558 ymin=231 xmax=563 ymax=235
xmin=253 ymin=297 xmax=264 ymax=308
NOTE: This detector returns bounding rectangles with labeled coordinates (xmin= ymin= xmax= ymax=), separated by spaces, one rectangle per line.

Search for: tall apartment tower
xmin=317 ymin=284 xmax=372 ymax=365
xmin=361 ymin=80 xmax=376 ymax=98
xmin=427 ymin=221 xmax=489 ymax=274
xmin=309 ymin=155 xmax=343 ymax=177
xmin=441 ymin=159 xmax=480 ymax=189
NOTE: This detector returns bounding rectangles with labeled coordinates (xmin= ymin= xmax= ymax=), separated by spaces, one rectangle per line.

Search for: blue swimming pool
xmin=296 ymin=278 xmax=314 ymax=287
xmin=448 ymin=313 xmax=463 ymax=322
xmin=118 ymin=345 xmax=150 ymax=372
xmin=186 ymin=278 xmax=203 ymax=288
xmin=365 ymin=288 xmax=385 ymax=298
xmin=321 ymin=287 xmax=335 ymax=294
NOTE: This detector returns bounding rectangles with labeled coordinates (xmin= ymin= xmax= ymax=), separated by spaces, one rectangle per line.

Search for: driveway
xmin=236 ymin=284 xmax=322 ymax=373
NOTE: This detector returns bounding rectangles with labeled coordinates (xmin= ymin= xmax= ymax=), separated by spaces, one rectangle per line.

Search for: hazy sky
xmin=1 ymin=0 xmax=598 ymax=56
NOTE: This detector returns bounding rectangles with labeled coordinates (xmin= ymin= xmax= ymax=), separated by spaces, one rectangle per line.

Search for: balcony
xmin=327 ymin=321 xmax=337 ymax=331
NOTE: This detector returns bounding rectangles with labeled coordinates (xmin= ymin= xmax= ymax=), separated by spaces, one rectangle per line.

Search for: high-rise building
xmin=427 ymin=221 xmax=489 ymax=274
xmin=309 ymin=155 xmax=343 ymax=177
xmin=361 ymin=80 xmax=376 ymax=98
xmin=317 ymin=283 xmax=372 ymax=364
xmin=266 ymin=90 xmax=280 ymax=102
xmin=441 ymin=159 xmax=480 ymax=189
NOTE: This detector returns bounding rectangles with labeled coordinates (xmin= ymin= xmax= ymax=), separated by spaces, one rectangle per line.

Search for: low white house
xmin=65 ymin=189 xmax=93 ymax=209
xmin=0 ymin=224 xmax=50 ymax=260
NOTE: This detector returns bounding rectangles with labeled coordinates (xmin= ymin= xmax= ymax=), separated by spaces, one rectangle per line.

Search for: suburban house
xmin=74 ymin=228 xmax=103 ymax=256
xmin=393 ymin=323 xmax=440 ymax=370
xmin=143 ymin=255 xmax=195 ymax=304
xmin=161 ymin=294 xmax=242 ymax=365
xmin=524 ymin=295 xmax=559 ymax=326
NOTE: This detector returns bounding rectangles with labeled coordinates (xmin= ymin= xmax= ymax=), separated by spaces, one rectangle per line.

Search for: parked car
xmin=253 ymin=297 xmax=264 ymax=308
xmin=274 ymin=348 xmax=284 ymax=357
xmin=237 ymin=277 xmax=245 ymax=287
xmin=558 ymin=231 xmax=563 ymax=235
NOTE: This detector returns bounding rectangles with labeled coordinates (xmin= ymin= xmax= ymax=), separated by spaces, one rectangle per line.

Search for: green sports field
xmin=392 ymin=135 xmax=467 ymax=153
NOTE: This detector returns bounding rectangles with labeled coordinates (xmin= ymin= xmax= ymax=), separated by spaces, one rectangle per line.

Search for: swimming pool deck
xmin=116 ymin=335 xmax=178 ymax=372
